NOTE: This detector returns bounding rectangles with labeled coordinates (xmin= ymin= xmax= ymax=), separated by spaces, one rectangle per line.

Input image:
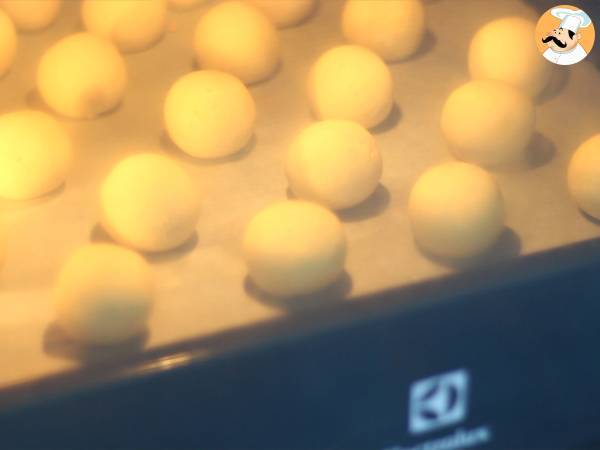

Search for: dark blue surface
xmin=2 ymin=258 xmax=600 ymax=450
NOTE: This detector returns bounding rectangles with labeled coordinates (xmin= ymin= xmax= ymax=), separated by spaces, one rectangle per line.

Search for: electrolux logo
xmin=408 ymin=369 xmax=470 ymax=435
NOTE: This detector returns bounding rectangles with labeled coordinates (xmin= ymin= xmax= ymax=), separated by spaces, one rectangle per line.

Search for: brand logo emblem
xmin=408 ymin=369 xmax=469 ymax=435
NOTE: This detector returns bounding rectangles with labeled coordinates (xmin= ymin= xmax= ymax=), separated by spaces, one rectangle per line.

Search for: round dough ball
xmin=194 ymin=1 xmax=280 ymax=84
xmin=286 ymin=120 xmax=382 ymax=210
xmin=164 ymin=70 xmax=256 ymax=159
xmin=408 ymin=162 xmax=505 ymax=259
xmin=0 ymin=110 xmax=72 ymax=200
xmin=0 ymin=0 xmax=61 ymax=31
xmin=469 ymin=17 xmax=552 ymax=98
xmin=54 ymin=244 xmax=154 ymax=345
xmin=247 ymin=0 xmax=315 ymax=28
xmin=37 ymin=33 xmax=127 ymax=119
xmin=308 ymin=45 xmax=394 ymax=129
xmin=568 ymin=135 xmax=600 ymax=219
xmin=81 ymin=0 xmax=167 ymax=52
xmin=440 ymin=80 xmax=535 ymax=167
xmin=0 ymin=9 xmax=16 ymax=78
xmin=342 ymin=0 xmax=425 ymax=62
xmin=168 ymin=0 xmax=208 ymax=10
xmin=243 ymin=200 xmax=346 ymax=297
xmin=100 ymin=153 xmax=201 ymax=252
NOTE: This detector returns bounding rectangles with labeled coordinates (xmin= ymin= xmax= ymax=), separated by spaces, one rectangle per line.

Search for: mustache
xmin=542 ymin=35 xmax=567 ymax=48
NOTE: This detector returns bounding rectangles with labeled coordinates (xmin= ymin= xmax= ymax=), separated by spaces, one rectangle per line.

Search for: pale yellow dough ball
xmin=568 ymin=135 xmax=600 ymax=220
xmin=81 ymin=0 xmax=167 ymax=52
xmin=408 ymin=162 xmax=505 ymax=259
xmin=54 ymin=244 xmax=154 ymax=345
xmin=0 ymin=110 xmax=72 ymax=201
xmin=194 ymin=0 xmax=280 ymax=84
xmin=101 ymin=153 xmax=201 ymax=253
xmin=168 ymin=0 xmax=208 ymax=11
xmin=247 ymin=0 xmax=316 ymax=28
xmin=441 ymin=80 xmax=535 ymax=168
xmin=308 ymin=45 xmax=394 ymax=129
xmin=342 ymin=0 xmax=425 ymax=62
xmin=469 ymin=17 xmax=552 ymax=98
xmin=243 ymin=200 xmax=346 ymax=297
xmin=164 ymin=70 xmax=256 ymax=159
xmin=286 ymin=120 xmax=382 ymax=210
xmin=0 ymin=9 xmax=16 ymax=78
xmin=0 ymin=0 xmax=61 ymax=31
xmin=37 ymin=33 xmax=127 ymax=119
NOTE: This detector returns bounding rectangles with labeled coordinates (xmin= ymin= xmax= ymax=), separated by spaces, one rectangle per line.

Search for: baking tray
xmin=1 ymin=0 xmax=599 ymax=403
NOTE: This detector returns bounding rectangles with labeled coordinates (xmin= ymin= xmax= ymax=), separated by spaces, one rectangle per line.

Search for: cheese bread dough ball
xmin=168 ymin=0 xmax=208 ymax=11
xmin=408 ymin=162 xmax=505 ymax=259
xmin=0 ymin=0 xmax=61 ymax=31
xmin=54 ymin=244 xmax=154 ymax=345
xmin=342 ymin=0 xmax=425 ymax=62
xmin=0 ymin=9 xmax=16 ymax=78
xmin=286 ymin=120 xmax=382 ymax=210
xmin=101 ymin=153 xmax=201 ymax=252
xmin=441 ymin=80 xmax=535 ymax=168
xmin=469 ymin=17 xmax=552 ymax=98
xmin=194 ymin=1 xmax=280 ymax=84
xmin=568 ymin=135 xmax=600 ymax=220
xmin=308 ymin=45 xmax=394 ymax=129
xmin=243 ymin=200 xmax=346 ymax=297
xmin=164 ymin=70 xmax=255 ymax=159
xmin=81 ymin=0 xmax=167 ymax=53
xmin=37 ymin=33 xmax=127 ymax=119
xmin=0 ymin=110 xmax=72 ymax=200
xmin=248 ymin=0 xmax=316 ymax=28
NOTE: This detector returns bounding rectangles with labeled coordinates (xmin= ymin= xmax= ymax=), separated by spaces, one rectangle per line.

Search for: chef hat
xmin=551 ymin=7 xmax=592 ymax=33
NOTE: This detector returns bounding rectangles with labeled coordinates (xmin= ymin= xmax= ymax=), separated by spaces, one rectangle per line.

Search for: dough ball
xmin=408 ymin=162 xmax=505 ymax=259
xmin=168 ymin=0 xmax=208 ymax=11
xmin=54 ymin=244 xmax=154 ymax=345
xmin=0 ymin=110 xmax=72 ymax=200
xmin=243 ymin=200 xmax=346 ymax=297
xmin=0 ymin=0 xmax=61 ymax=31
xmin=0 ymin=9 xmax=16 ymax=78
xmin=308 ymin=45 xmax=394 ymax=129
xmin=37 ymin=33 xmax=127 ymax=119
xmin=100 ymin=153 xmax=201 ymax=252
xmin=247 ymin=0 xmax=316 ymax=28
xmin=286 ymin=120 xmax=382 ymax=210
xmin=441 ymin=80 xmax=535 ymax=167
xmin=164 ymin=70 xmax=256 ymax=159
xmin=81 ymin=0 xmax=167 ymax=52
xmin=342 ymin=0 xmax=425 ymax=62
xmin=469 ymin=17 xmax=552 ymax=98
xmin=194 ymin=0 xmax=280 ymax=84
xmin=568 ymin=134 xmax=600 ymax=220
